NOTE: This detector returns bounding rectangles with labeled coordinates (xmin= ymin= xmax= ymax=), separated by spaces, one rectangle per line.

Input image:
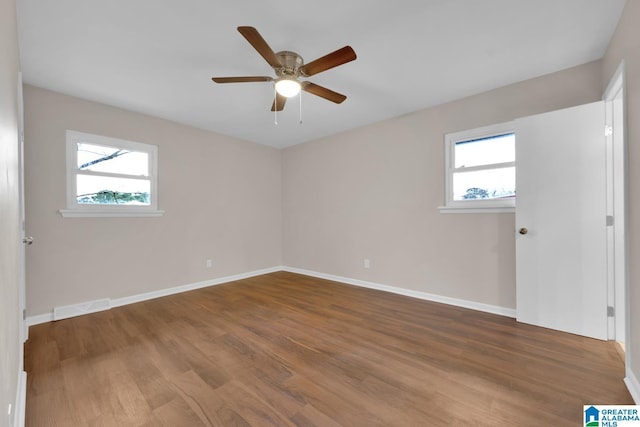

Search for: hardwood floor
xmin=25 ymin=271 xmax=633 ymax=426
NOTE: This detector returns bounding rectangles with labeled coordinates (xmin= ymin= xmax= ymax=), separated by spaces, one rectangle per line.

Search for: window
xmin=60 ymin=130 xmax=163 ymax=217
xmin=440 ymin=122 xmax=515 ymax=213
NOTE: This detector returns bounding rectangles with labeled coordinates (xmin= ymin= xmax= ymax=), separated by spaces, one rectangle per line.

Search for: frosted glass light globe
xmin=275 ymin=78 xmax=301 ymax=97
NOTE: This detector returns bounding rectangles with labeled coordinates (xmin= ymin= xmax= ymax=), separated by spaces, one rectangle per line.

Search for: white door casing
xmin=17 ymin=72 xmax=27 ymax=349
xmin=603 ymin=61 xmax=627 ymax=347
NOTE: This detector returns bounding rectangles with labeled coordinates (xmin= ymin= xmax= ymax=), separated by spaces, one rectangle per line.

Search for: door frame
xmin=603 ymin=61 xmax=629 ymax=367
xmin=17 ymin=72 xmax=26 ymax=350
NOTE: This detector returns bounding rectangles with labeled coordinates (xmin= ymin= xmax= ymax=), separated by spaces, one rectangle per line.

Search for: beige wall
xmin=602 ymin=0 xmax=640 ymax=393
xmin=283 ymin=60 xmax=602 ymax=310
xmin=0 ymin=0 xmax=22 ymax=424
xmin=24 ymin=85 xmax=282 ymax=316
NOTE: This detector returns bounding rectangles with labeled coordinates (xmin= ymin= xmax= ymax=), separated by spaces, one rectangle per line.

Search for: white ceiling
xmin=16 ymin=0 xmax=625 ymax=149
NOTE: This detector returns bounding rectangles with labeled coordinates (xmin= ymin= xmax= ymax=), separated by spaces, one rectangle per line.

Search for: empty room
xmin=2 ymin=0 xmax=640 ymax=426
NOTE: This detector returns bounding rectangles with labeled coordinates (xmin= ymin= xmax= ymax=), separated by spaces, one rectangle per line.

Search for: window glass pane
xmin=454 ymin=133 xmax=514 ymax=168
xmin=452 ymin=167 xmax=515 ymax=201
xmin=76 ymin=174 xmax=150 ymax=205
xmin=77 ymin=143 xmax=149 ymax=176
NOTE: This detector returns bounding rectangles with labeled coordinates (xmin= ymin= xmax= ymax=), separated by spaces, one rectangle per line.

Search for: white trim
xmin=17 ymin=72 xmax=27 ymax=354
xmin=625 ymin=369 xmax=640 ymax=404
xmin=602 ymin=60 xmax=630 ymax=368
xmin=25 ymin=266 xmax=283 ymax=326
xmin=111 ymin=266 xmax=281 ymax=308
xmin=13 ymin=371 xmax=26 ymax=427
xmin=604 ymin=60 xmax=625 ymax=99
xmin=281 ymin=266 xmax=516 ymax=318
xmin=59 ymin=209 xmax=164 ymax=218
xmin=438 ymin=206 xmax=514 ymax=214
xmin=26 ymin=312 xmax=55 ymax=327
xmin=53 ymin=298 xmax=111 ymax=321
xmin=65 ymin=130 xmax=160 ymax=215
xmin=605 ymin=93 xmax=616 ymax=340
xmin=443 ymin=121 xmax=516 ymax=212
xmin=25 ymin=265 xmax=515 ymax=327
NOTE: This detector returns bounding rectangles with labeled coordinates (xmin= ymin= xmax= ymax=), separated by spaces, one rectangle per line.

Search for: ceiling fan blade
xmin=299 ymin=46 xmax=356 ymax=77
xmin=271 ymin=93 xmax=287 ymax=111
xmin=237 ymin=26 xmax=282 ymax=68
xmin=212 ymin=76 xmax=273 ymax=83
xmin=301 ymin=82 xmax=347 ymax=104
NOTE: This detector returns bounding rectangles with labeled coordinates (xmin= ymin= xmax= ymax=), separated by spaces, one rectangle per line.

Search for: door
xmin=515 ymin=101 xmax=608 ymax=340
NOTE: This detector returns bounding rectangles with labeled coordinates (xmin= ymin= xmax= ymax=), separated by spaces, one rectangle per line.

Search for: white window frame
xmin=439 ymin=121 xmax=515 ymax=214
xmin=60 ymin=130 xmax=164 ymax=218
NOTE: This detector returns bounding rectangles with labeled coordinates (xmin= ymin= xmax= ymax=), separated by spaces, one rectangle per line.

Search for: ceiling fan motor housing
xmin=275 ymin=51 xmax=303 ymax=77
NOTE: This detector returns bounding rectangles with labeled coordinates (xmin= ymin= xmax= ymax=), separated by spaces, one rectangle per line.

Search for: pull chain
xmin=274 ymin=84 xmax=278 ymax=125
xmin=273 ymin=85 xmax=304 ymax=125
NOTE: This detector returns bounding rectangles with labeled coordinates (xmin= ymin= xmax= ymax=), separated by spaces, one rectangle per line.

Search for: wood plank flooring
xmin=25 ymin=271 xmax=633 ymax=426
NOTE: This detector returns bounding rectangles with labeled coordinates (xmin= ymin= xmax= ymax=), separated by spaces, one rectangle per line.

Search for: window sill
xmin=438 ymin=206 xmax=515 ymax=214
xmin=59 ymin=209 xmax=165 ymax=218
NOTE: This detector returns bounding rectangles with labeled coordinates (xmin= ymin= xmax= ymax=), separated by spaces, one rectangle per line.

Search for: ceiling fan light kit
xmin=275 ymin=77 xmax=301 ymax=97
xmin=212 ymin=26 xmax=356 ymax=119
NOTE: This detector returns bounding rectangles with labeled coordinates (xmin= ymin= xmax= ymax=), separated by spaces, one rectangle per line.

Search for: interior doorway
xmin=514 ymin=61 xmax=628 ymax=346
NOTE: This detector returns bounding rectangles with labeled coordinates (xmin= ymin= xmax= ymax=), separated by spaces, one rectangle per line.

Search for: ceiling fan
xmin=212 ymin=26 xmax=357 ymax=112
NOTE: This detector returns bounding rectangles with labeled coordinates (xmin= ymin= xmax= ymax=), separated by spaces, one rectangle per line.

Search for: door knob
xmin=22 ymin=236 xmax=34 ymax=245
xmin=519 ymin=228 xmax=528 ymax=235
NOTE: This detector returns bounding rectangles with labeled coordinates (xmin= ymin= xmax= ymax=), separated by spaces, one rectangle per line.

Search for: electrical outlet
xmin=206 ymin=259 xmax=213 ymax=268
xmin=364 ymin=259 xmax=371 ymax=269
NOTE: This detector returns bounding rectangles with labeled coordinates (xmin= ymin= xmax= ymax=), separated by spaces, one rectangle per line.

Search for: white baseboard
xmin=625 ymin=369 xmax=640 ymax=404
xmin=110 ymin=266 xmax=281 ymax=308
xmin=26 ymin=265 xmax=515 ymax=328
xmin=26 ymin=266 xmax=282 ymax=327
xmin=53 ymin=298 xmax=111 ymax=321
xmin=13 ymin=371 xmax=26 ymax=427
xmin=26 ymin=312 xmax=54 ymax=327
xmin=282 ymin=266 xmax=516 ymax=318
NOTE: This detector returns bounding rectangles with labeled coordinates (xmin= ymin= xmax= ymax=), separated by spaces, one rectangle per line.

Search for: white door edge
xmin=603 ymin=60 xmax=628 ymax=358
xmin=17 ymin=72 xmax=26 ymax=353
